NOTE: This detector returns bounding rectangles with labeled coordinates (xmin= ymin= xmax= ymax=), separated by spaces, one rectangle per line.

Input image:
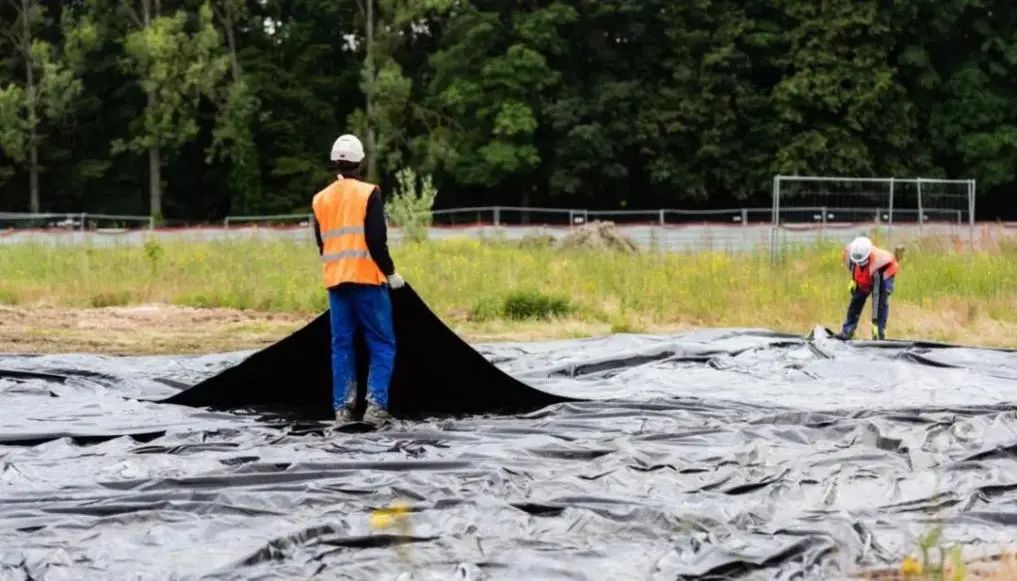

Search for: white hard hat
xmin=329 ymin=134 xmax=365 ymax=163
xmin=848 ymin=236 xmax=873 ymax=265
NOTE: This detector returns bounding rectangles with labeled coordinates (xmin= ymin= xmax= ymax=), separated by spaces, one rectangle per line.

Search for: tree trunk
xmin=141 ymin=0 xmax=162 ymax=219
xmin=21 ymin=0 xmax=39 ymax=213
xmin=365 ymin=0 xmax=379 ymax=183
xmin=28 ymin=139 xmax=38 ymax=213
xmin=226 ymin=27 xmax=240 ymax=79
xmin=149 ymin=143 xmax=161 ymax=220
xmin=216 ymin=0 xmax=249 ymax=215
xmin=223 ymin=2 xmax=240 ymax=79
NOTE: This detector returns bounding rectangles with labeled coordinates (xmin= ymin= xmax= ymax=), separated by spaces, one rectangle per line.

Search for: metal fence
xmin=0 ymin=211 xmax=155 ymax=231
xmin=2 ymin=205 xmax=1011 ymax=252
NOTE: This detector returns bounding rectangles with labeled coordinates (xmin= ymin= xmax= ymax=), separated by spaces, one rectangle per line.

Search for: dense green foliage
xmin=0 ymin=0 xmax=1014 ymax=219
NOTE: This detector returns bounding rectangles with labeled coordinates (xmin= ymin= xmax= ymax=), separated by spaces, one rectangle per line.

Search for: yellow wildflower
xmin=901 ymin=555 xmax=923 ymax=576
xmin=369 ymin=502 xmax=411 ymax=531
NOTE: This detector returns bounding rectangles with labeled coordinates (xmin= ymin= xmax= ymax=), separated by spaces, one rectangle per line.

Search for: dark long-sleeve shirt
xmin=313 ymin=186 xmax=396 ymax=277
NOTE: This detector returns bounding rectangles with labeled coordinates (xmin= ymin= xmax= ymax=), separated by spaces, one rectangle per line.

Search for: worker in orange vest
xmin=837 ymin=236 xmax=898 ymax=340
xmin=311 ymin=134 xmax=405 ymax=426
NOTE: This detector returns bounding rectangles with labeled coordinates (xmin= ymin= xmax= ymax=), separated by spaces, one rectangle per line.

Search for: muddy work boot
xmin=362 ymin=403 xmax=393 ymax=426
xmin=334 ymin=406 xmax=355 ymax=425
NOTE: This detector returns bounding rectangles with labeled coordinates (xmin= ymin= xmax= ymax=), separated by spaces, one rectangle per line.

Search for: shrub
xmin=143 ymin=238 xmax=164 ymax=273
xmin=502 ymin=290 xmax=572 ymax=320
xmin=469 ymin=296 xmax=502 ymax=322
xmin=609 ymin=314 xmax=643 ymax=334
xmin=0 ymin=289 xmax=20 ymax=305
xmin=387 ymin=167 xmax=437 ymax=243
xmin=89 ymin=290 xmax=131 ymax=308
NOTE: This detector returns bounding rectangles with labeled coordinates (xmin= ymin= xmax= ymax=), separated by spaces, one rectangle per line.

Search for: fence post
xmin=80 ymin=212 xmax=86 ymax=232
xmin=655 ymin=209 xmax=665 ymax=252
xmin=820 ymin=206 xmax=827 ymax=243
xmin=149 ymin=216 xmax=155 ymax=230
xmin=494 ymin=206 xmax=501 ymax=227
xmin=969 ymin=180 xmax=976 ymax=251
xmin=888 ymin=177 xmax=895 ymax=247
xmin=741 ymin=208 xmax=749 ymax=251
xmin=917 ymin=177 xmax=924 ymax=236
xmin=770 ymin=176 xmax=781 ymax=263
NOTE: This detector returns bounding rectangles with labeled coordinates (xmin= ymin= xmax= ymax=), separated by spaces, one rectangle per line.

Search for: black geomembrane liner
xmin=163 ymin=285 xmax=572 ymax=418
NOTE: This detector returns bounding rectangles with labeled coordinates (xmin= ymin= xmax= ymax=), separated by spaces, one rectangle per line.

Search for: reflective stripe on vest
xmin=322 ymin=249 xmax=371 ymax=262
xmin=311 ymin=178 xmax=386 ymax=288
xmin=320 ymin=226 xmax=365 ymax=241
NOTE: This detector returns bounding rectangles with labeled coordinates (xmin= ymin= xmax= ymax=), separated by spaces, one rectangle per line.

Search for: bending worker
xmin=311 ymin=133 xmax=405 ymax=426
xmin=838 ymin=236 xmax=898 ymax=341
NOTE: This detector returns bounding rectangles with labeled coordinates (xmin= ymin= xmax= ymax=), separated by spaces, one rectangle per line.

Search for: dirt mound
xmin=557 ymin=221 xmax=639 ymax=252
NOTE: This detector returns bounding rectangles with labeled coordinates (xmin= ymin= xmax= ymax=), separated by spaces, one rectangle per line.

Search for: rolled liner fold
xmin=162 ymin=285 xmax=575 ymax=419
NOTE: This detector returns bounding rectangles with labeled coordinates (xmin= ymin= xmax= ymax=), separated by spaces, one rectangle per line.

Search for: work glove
xmin=849 ymin=281 xmax=857 ymax=295
xmin=387 ymin=273 xmax=406 ymax=289
xmin=871 ymin=324 xmax=886 ymax=341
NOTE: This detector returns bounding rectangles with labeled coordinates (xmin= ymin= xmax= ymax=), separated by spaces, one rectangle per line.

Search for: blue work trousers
xmin=842 ymin=276 xmax=895 ymax=338
xmin=327 ymin=284 xmax=396 ymax=411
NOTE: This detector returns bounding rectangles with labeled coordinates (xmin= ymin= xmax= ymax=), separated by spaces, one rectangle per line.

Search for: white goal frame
xmin=770 ymin=175 xmax=976 ymax=257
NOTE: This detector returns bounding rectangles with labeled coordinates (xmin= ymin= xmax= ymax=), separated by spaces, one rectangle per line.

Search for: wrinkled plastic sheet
xmin=2 ymin=291 xmax=1017 ymax=580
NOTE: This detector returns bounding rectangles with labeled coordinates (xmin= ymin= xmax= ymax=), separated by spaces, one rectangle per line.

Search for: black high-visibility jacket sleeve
xmin=364 ymin=188 xmax=395 ymax=276
xmin=313 ymin=216 xmax=324 ymax=255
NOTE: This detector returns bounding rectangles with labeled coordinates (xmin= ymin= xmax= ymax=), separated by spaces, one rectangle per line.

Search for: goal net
xmin=770 ymin=175 xmax=975 ymax=255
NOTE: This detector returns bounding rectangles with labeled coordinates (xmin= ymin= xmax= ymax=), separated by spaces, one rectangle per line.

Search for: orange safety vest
xmin=844 ymin=245 xmax=898 ymax=293
xmin=311 ymin=178 xmax=387 ymax=288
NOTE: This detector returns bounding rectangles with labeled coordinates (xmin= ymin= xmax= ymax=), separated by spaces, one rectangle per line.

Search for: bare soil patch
xmin=0 ymin=305 xmax=677 ymax=355
xmin=0 ymin=304 xmax=1010 ymax=356
xmin=0 ymin=304 xmax=308 ymax=355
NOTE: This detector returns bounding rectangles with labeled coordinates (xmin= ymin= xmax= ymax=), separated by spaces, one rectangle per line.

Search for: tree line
xmin=0 ymin=0 xmax=1014 ymax=222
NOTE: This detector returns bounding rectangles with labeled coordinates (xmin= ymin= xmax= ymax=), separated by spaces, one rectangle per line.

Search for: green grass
xmin=1 ymin=237 xmax=1015 ymax=346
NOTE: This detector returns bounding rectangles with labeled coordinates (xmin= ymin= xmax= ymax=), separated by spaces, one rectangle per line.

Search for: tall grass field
xmin=1 ymin=237 xmax=1015 ymax=346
